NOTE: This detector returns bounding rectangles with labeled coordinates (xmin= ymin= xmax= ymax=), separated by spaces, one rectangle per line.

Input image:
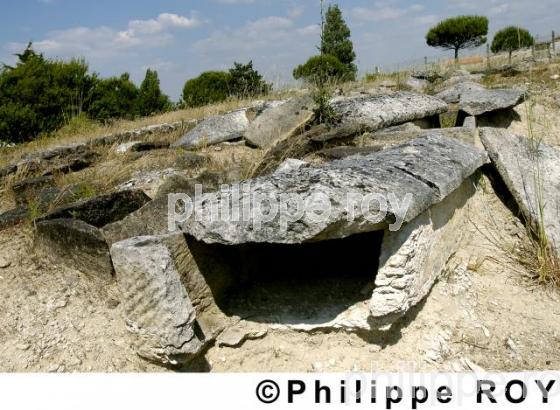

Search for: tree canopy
xmin=426 ymin=15 xmax=489 ymax=61
xmin=293 ymin=54 xmax=350 ymax=83
xmin=137 ymin=69 xmax=171 ymax=117
xmin=491 ymin=26 xmax=535 ymax=63
xmin=321 ymin=4 xmax=357 ymax=80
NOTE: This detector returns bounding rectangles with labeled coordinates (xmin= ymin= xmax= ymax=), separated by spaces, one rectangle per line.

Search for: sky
xmin=1 ymin=0 xmax=559 ymax=100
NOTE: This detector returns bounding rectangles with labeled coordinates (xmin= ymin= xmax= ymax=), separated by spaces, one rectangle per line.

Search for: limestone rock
xmin=114 ymin=141 xmax=168 ymax=154
xmin=172 ymin=109 xmax=250 ymax=149
xmin=11 ymin=176 xmax=56 ymax=207
xmin=110 ymin=234 xmax=207 ymax=365
xmin=244 ymin=97 xmax=314 ymax=149
xmin=182 ymin=134 xmax=487 ymax=245
xmin=436 ymin=82 xmax=526 ymax=116
xmin=35 ymin=218 xmax=113 ymax=281
xmin=316 ymin=146 xmax=383 ymax=160
xmin=37 ymin=190 xmax=150 ymax=228
xmin=217 ymin=324 xmax=267 ymax=348
xmin=0 ymin=207 xmax=28 ymax=230
xmin=329 ymin=92 xmax=448 ymax=131
xmin=274 ymin=159 xmax=308 ymax=175
xmin=369 ymin=179 xmax=476 ymax=327
xmin=480 ymin=128 xmax=560 ymax=257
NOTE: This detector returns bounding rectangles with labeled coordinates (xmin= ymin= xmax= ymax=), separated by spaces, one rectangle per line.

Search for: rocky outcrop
xmin=182 ymin=135 xmax=487 ymax=245
xmin=35 ymin=218 xmax=114 ymax=281
xmin=244 ymin=97 xmax=314 ymax=149
xmin=480 ymin=128 xmax=560 ymax=257
xmin=34 ymin=190 xmax=151 ymax=279
xmin=114 ymin=141 xmax=169 ymax=154
xmin=436 ymin=82 xmax=526 ymax=126
xmin=369 ymin=178 xmax=476 ymax=327
xmin=110 ymin=234 xmax=207 ymax=365
xmin=172 ymin=109 xmax=250 ymax=149
xmin=37 ymin=190 xmax=150 ymax=228
xmin=328 ymin=92 xmax=448 ymax=132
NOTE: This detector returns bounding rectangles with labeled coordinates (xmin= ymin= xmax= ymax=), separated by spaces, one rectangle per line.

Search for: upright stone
xmin=244 ymin=97 xmax=314 ymax=149
xmin=480 ymin=128 xmax=560 ymax=257
xmin=110 ymin=234 xmax=207 ymax=366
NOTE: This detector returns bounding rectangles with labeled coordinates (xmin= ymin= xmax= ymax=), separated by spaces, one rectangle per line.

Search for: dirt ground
xmin=1 ymin=172 xmax=560 ymax=373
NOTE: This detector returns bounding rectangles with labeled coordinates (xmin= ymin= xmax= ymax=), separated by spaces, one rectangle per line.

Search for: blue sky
xmin=1 ymin=0 xmax=559 ymax=100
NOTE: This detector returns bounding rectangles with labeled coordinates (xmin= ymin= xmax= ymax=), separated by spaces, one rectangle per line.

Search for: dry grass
xmin=0 ymin=91 xmax=299 ymax=169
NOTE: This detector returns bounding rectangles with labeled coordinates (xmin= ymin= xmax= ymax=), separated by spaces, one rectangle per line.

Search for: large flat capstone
xmin=436 ymin=81 xmax=526 ymax=117
xmin=182 ymin=135 xmax=488 ymax=245
xmin=328 ymin=92 xmax=448 ymax=131
xmin=480 ymin=128 xmax=560 ymax=257
xmin=172 ymin=109 xmax=250 ymax=149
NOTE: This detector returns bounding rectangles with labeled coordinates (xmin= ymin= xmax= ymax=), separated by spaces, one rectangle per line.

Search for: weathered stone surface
xmin=373 ymin=126 xmax=477 ymax=147
xmin=328 ymin=92 xmax=448 ymax=131
xmin=182 ymin=135 xmax=487 ymax=245
xmin=110 ymin=234 xmax=206 ymax=365
xmin=369 ymin=179 xmax=476 ymax=327
xmin=11 ymin=176 xmax=56 ymax=206
xmin=172 ymin=109 xmax=250 ymax=149
xmin=316 ymin=146 xmax=383 ymax=160
xmin=114 ymin=141 xmax=168 ymax=154
xmin=274 ymin=158 xmax=308 ymax=175
xmin=217 ymin=324 xmax=267 ymax=347
xmin=37 ymin=190 xmax=150 ymax=228
xmin=244 ymin=97 xmax=314 ymax=149
xmin=480 ymin=128 xmax=560 ymax=256
xmin=102 ymin=196 xmax=171 ymax=246
xmin=436 ymin=82 xmax=526 ymax=116
xmin=35 ymin=218 xmax=113 ymax=281
xmin=0 ymin=207 xmax=28 ymax=230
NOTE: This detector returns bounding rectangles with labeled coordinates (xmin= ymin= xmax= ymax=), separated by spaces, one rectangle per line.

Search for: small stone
xmin=0 ymin=257 xmax=10 ymax=269
xmin=16 ymin=343 xmax=30 ymax=351
xmin=551 ymin=74 xmax=559 ymax=80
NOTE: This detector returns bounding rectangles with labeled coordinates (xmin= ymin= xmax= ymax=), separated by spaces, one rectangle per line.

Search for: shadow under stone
xmin=186 ymin=231 xmax=384 ymax=326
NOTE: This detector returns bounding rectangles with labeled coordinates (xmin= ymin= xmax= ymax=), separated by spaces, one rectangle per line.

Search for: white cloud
xmin=8 ymin=12 xmax=200 ymax=58
xmin=352 ymin=4 xmax=425 ymax=22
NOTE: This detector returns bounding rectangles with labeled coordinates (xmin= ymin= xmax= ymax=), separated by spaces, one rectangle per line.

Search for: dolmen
xmin=108 ymin=134 xmax=488 ymax=365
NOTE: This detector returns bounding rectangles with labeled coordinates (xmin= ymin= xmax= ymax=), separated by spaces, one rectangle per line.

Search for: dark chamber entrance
xmin=187 ymin=231 xmax=384 ymax=326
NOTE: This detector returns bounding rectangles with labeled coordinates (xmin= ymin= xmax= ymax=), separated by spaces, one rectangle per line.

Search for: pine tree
xmin=137 ymin=69 xmax=170 ymax=116
xmin=321 ymin=4 xmax=357 ymax=80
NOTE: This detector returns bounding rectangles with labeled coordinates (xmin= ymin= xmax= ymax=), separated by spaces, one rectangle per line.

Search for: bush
xmin=228 ymin=61 xmax=270 ymax=99
xmin=182 ymin=71 xmax=231 ymax=108
xmin=426 ymin=15 xmax=488 ymax=61
xmin=137 ymin=69 xmax=171 ymax=116
xmin=0 ymin=44 xmax=95 ymax=142
xmin=293 ymin=54 xmax=349 ymax=84
xmin=85 ymin=73 xmax=139 ymax=121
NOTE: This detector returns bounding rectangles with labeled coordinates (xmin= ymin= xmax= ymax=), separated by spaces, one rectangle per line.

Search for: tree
xmin=491 ymin=26 xmax=535 ymax=64
xmin=293 ymin=54 xmax=349 ymax=83
xmin=182 ymin=71 xmax=231 ymax=108
xmin=228 ymin=61 xmax=270 ymax=99
xmin=85 ymin=73 xmax=139 ymax=121
xmin=137 ymin=69 xmax=170 ymax=116
xmin=426 ymin=15 xmax=488 ymax=62
xmin=321 ymin=4 xmax=357 ymax=80
xmin=0 ymin=43 xmax=94 ymax=142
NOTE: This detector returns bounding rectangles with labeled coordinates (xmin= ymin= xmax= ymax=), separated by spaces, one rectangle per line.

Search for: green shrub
xmin=137 ymin=69 xmax=171 ymax=116
xmin=228 ymin=61 xmax=270 ymax=99
xmin=182 ymin=71 xmax=231 ymax=108
xmin=85 ymin=73 xmax=139 ymax=121
xmin=0 ymin=44 xmax=95 ymax=142
xmin=293 ymin=54 xmax=349 ymax=84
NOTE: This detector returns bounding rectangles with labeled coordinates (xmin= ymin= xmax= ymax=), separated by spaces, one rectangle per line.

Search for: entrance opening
xmin=187 ymin=231 xmax=384 ymax=326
